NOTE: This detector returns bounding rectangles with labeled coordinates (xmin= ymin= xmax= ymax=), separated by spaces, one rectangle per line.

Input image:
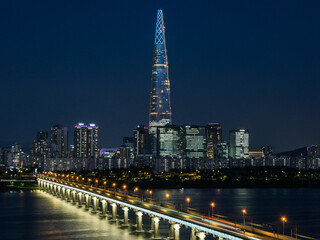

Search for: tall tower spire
xmin=149 ymin=9 xmax=172 ymax=134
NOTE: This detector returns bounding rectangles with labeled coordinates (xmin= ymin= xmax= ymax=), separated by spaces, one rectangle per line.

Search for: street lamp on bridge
xmin=186 ymin=197 xmax=191 ymax=208
xmin=210 ymin=202 xmax=215 ymax=216
xmin=281 ymin=216 xmax=287 ymax=235
xmin=242 ymin=209 xmax=247 ymax=234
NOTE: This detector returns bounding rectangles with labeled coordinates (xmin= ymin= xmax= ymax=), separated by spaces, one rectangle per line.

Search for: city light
xmin=211 ymin=202 xmax=215 ymax=216
xmin=281 ymin=216 xmax=287 ymax=234
xmin=242 ymin=209 xmax=247 ymax=234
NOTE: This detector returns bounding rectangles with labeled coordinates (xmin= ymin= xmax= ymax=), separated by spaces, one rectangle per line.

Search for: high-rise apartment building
xmin=87 ymin=124 xmax=99 ymax=159
xmin=229 ymin=129 xmax=249 ymax=159
xmin=31 ymin=131 xmax=49 ymax=165
xmin=149 ymin=9 xmax=172 ymax=135
xmin=74 ymin=123 xmax=87 ymax=158
xmin=74 ymin=123 xmax=99 ymax=158
xmin=51 ymin=125 xmax=68 ymax=158
xmin=205 ymin=123 xmax=222 ymax=159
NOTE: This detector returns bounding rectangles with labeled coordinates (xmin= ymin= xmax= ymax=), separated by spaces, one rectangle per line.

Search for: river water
xmin=0 ymin=188 xmax=319 ymax=240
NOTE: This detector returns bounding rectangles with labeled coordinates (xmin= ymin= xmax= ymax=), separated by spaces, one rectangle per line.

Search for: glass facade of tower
xmin=229 ymin=129 xmax=249 ymax=159
xmin=205 ymin=123 xmax=222 ymax=159
xmin=149 ymin=9 xmax=172 ymax=134
xmin=157 ymin=125 xmax=180 ymax=158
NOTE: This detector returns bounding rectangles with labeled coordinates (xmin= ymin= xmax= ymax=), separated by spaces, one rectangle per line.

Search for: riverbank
xmin=124 ymin=179 xmax=320 ymax=189
xmin=0 ymin=182 xmax=39 ymax=191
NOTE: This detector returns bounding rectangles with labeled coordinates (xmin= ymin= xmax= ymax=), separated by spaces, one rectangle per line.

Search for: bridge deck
xmin=39 ymin=177 xmax=298 ymax=240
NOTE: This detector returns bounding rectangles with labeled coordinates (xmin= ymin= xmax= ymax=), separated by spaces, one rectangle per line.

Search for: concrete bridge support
xmin=61 ymin=188 xmax=66 ymax=200
xmin=72 ymin=191 xmax=77 ymax=205
xmin=85 ymin=194 xmax=91 ymax=210
xmin=66 ymin=189 xmax=71 ymax=202
xmin=100 ymin=200 xmax=108 ymax=216
xmin=122 ymin=207 xmax=129 ymax=226
xmin=196 ymin=232 xmax=206 ymax=240
xmin=111 ymin=203 xmax=117 ymax=222
xmin=77 ymin=192 xmax=83 ymax=206
xmin=169 ymin=221 xmax=174 ymax=239
xmin=153 ymin=217 xmax=160 ymax=239
xmin=173 ymin=224 xmax=180 ymax=240
xmin=135 ymin=211 xmax=143 ymax=232
xmin=92 ymin=197 xmax=99 ymax=213
xmin=190 ymin=228 xmax=196 ymax=240
xmin=53 ymin=185 xmax=57 ymax=196
xmin=150 ymin=216 xmax=155 ymax=233
xmin=57 ymin=186 xmax=61 ymax=198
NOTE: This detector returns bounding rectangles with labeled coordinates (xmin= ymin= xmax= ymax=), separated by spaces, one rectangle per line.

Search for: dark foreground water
xmin=0 ymin=188 xmax=319 ymax=240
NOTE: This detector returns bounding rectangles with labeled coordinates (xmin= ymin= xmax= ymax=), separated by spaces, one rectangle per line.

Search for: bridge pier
xmin=150 ymin=216 xmax=155 ymax=232
xmin=92 ymin=197 xmax=99 ymax=213
xmin=85 ymin=194 xmax=91 ymax=210
xmin=100 ymin=200 xmax=108 ymax=216
xmin=57 ymin=186 xmax=61 ymax=198
xmin=173 ymin=224 xmax=180 ymax=240
xmin=153 ymin=217 xmax=160 ymax=239
xmin=122 ymin=207 xmax=129 ymax=226
xmin=72 ymin=191 xmax=77 ymax=205
xmin=135 ymin=211 xmax=143 ymax=232
xmin=190 ymin=228 xmax=196 ymax=240
xmin=196 ymin=232 xmax=206 ymax=240
xmin=61 ymin=188 xmax=65 ymax=200
xmin=78 ymin=192 xmax=83 ymax=206
xmin=169 ymin=221 xmax=174 ymax=239
xmin=111 ymin=203 xmax=117 ymax=222
xmin=66 ymin=189 xmax=71 ymax=202
xmin=53 ymin=185 xmax=57 ymax=196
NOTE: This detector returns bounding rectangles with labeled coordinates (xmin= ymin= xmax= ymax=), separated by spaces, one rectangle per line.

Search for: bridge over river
xmin=38 ymin=176 xmax=298 ymax=240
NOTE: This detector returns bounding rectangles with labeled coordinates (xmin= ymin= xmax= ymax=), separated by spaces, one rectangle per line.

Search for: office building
xmin=229 ymin=129 xmax=249 ymax=159
xmin=157 ymin=125 xmax=180 ymax=158
xmin=181 ymin=125 xmax=206 ymax=159
xmin=205 ymin=123 xmax=222 ymax=159
xmin=133 ymin=125 xmax=150 ymax=157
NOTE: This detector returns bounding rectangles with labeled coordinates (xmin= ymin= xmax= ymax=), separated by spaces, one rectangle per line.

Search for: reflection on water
xmin=0 ymin=191 xmax=145 ymax=240
xmin=0 ymin=188 xmax=319 ymax=239
xmin=152 ymin=188 xmax=320 ymax=238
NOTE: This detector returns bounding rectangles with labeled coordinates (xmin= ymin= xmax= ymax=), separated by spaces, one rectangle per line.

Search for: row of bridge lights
xmin=43 ymin=172 xmax=289 ymax=235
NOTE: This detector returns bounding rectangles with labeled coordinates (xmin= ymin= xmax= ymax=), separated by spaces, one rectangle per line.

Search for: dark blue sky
xmin=0 ymin=0 xmax=319 ymax=152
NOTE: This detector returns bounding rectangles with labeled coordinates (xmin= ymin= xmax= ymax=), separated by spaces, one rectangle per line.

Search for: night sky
xmin=0 ymin=0 xmax=319 ymax=152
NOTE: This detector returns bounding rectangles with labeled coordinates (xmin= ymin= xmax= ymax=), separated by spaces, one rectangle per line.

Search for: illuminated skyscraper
xmin=74 ymin=123 xmax=99 ymax=158
xmin=229 ymin=129 xmax=249 ymax=159
xmin=205 ymin=123 xmax=222 ymax=159
xmin=149 ymin=9 xmax=172 ymax=135
xmin=51 ymin=125 xmax=68 ymax=158
xmin=87 ymin=124 xmax=99 ymax=159
xmin=74 ymin=123 xmax=87 ymax=158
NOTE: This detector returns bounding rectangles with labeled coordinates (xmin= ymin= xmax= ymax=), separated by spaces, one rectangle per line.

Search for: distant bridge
xmin=38 ymin=177 xmax=297 ymax=240
xmin=0 ymin=179 xmax=36 ymax=182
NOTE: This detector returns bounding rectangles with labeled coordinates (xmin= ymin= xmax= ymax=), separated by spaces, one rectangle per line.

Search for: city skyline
xmin=0 ymin=1 xmax=319 ymax=152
